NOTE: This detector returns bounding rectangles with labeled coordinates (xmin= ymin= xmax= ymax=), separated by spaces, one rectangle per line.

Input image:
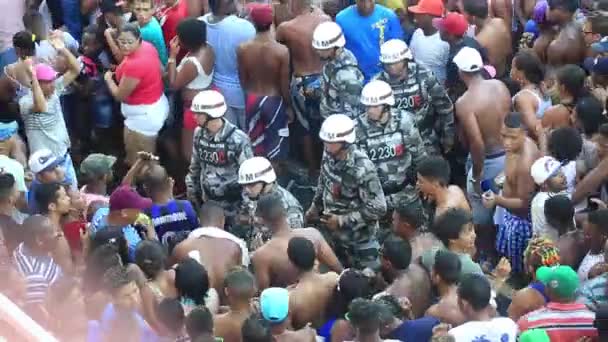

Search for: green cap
xmin=80 ymin=153 xmax=117 ymax=177
xmin=519 ymin=329 xmax=550 ymax=342
xmin=536 ymin=265 xmax=579 ymax=299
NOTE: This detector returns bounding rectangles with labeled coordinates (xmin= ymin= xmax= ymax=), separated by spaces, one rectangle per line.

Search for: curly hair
xmin=524 ymin=237 xmax=560 ymax=273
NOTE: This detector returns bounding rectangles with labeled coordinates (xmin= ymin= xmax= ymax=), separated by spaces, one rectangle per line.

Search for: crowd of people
xmin=1 ymin=0 xmax=608 ymax=340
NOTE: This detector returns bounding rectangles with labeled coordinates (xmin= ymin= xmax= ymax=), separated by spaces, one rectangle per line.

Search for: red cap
xmin=109 ymin=185 xmax=152 ymax=212
xmin=408 ymin=0 xmax=444 ymax=17
xmin=432 ymin=12 xmax=468 ymax=36
xmin=249 ymin=3 xmax=273 ymax=27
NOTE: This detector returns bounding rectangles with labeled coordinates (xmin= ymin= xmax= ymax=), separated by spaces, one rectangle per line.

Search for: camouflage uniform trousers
xmin=321 ymin=224 xmax=381 ymax=271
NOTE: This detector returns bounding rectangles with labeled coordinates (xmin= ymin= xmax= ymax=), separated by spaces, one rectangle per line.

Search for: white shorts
xmin=121 ymin=94 xmax=169 ymax=136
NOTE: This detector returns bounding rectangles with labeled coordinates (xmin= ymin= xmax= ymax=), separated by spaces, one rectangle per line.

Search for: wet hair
xmin=134 ymin=240 xmax=167 ymax=280
xmin=417 ymin=156 xmax=451 ymax=186
xmin=12 ymin=31 xmax=35 ymax=57
xmin=256 ymin=192 xmax=286 ymax=222
xmin=34 ymin=182 xmax=62 ymax=215
xmin=287 ymin=237 xmax=316 ymax=271
xmin=600 ymin=123 xmax=608 ymax=138
xmin=433 ymin=250 xmax=461 ymax=284
xmin=463 ymin=0 xmax=488 ymax=18
xmin=589 ymin=209 xmax=608 ymax=231
xmin=326 ymin=269 xmax=372 ymax=319
xmin=589 ymin=12 xmax=608 ymax=36
xmin=103 ymin=264 xmax=132 ymax=295
xmin=199 ymin=201 xmax=225 ymax=227
xmin=0 ymin=173 xmax=15 ymax=200
xmin=100 ymin=0 xmax=123 ymax=14
xmin=22 ymin=10 xmax=43 ymax=31
xmin=394 ymin=201 xmax=424 ymax=229
xmin=242 ymin=315 xmax=273 ymax=342
xmin=175 ymin=258 xmax=209 ymax=306
xmin=556 ymin=64 xmax=588 ymax=102
xmin=524 ymin=237 xmax=560 ymax=272
xmin=84 ymin=242 xmax=123 ymax=293
xmin=177 ymin=18 xmax=207 ymax=51
xmin=548 ymin=127 xmax=583 ymax=162
xmin=432 ymin=208 xmax=472 ymax=247
xmin=119 ymin=22 xmax=142 ymax=39
xmin=348 ymin=298 xmax=382 ymax=334
xmin=457 ymin=273 xmax=491 ymax=311
xmin=90 ymin=228 xmax=130 ymax=266
xmin=186 ymin=306 xmax=214 ymax=339
xmin=575 ymin=96 xmax=607 ymax=136
xmin=374 ymin=294 xmax=403 ymax=324
xmin=513 ymin=50 xmax=545 ymax=85
xmin=21 ymin=215 xmax=52 ymax=247
xmin=382 ymin=237 xmax=412 ymax=270
xmin=158 ymin=298 xmax=185 ymax=333
xmin=544 ymin=195 xmax=574 ymax=229
xmin=547 ymin=0 xmax=579 ymax=13
xmin=504 ymin=111 xmax=523 ymax=129
xmin=223 ymin=267 xmax=256 ymax=299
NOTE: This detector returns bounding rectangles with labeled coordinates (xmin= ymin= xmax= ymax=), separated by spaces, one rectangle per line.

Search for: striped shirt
xmin=517 ymin=302 xmax=598 ymax=341
xmin=577 ymin=274 xmax=608 ymax=311
xmin=13 ymin=243 xmax=62 ymax=305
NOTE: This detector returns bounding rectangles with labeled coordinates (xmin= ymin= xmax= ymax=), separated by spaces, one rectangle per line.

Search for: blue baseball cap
xmin=593 ymin=57 xmax=608 ymax=76
xmin=260 ymin=288 xmax=289 ymax=323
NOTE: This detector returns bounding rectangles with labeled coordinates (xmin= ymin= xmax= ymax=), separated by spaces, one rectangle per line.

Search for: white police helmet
xmin=190 ymin=90 xmax=227 ymax=118
xmin=238 ymin=157 xmax=277 ymax=185
xmin=379 ymin=39 xmax=413 ymax=64
xmin=360 ymin=80 xmax=395 ymax=106
xmin=319 ymin=114 xmax=356 ymax=144
xmin=312 ymin=22 xmax=346 ymax=50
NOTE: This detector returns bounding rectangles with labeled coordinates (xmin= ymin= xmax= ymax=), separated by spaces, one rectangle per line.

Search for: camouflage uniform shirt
xmin=320 ymin=48 xmax=364 ymax=120
xmin=356 ymin=108 xmax=427 ymax=212
xmin=312 ymin=145 xmax=387 ymax=244
xmin=186 ymin=120 xmax=254 ymax=208
xmin=373 ymin=61 xmax=454 ymax=155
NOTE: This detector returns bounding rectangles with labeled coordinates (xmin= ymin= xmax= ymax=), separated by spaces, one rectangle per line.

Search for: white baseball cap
xmin=28 ymin=149 xmax=63 ymax=174
xmin=530 ymin=156 xmax=562 ymax=185
xmin=453 ymin=46 xmax=483 ymax=72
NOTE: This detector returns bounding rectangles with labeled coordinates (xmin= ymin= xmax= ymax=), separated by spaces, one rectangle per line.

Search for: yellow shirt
xmin=377 ymin=0 xmax=406 ymax=10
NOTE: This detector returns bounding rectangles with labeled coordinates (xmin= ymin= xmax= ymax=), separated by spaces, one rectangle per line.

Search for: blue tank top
xmin=529 ymin=281 xmax=550 ymax=303
xmin=317 ymin=317 xmax=337 ymax=341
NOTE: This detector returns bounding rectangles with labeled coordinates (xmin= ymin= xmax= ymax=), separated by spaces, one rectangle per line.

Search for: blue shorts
xmin=246 ymin=94 xmax=289 ymax=161
xmin=291 ymin=74 xmax=321 ymax=135
xmin=466 ymin=151 xmax=506 ymax=225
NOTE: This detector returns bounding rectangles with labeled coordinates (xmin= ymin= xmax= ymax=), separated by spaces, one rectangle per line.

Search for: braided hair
xmin=524 ymin=237 xmax=560 ymax=275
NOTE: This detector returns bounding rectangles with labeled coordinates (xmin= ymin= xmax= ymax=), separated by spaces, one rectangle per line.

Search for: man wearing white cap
xmin=454 ymin=47 xmax=511 ymax=261
xmin=530 ymin=156 xmax=568 ymax=241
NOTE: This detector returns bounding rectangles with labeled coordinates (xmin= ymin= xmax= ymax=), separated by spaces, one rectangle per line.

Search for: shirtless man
xmin=416 ymin=156 xmax=471 ymax=221
xmin=276 ymin=0 xmax=330 ymax=173
xmin=482 ymin=112 xmax=539 ymax=274
xmin=380 ymin=238 xmax=432 ymax=318
xmin=213 ymin=268 xmax=256 ymax=342
xmin=425 ymin=250 xmax=467 ymax=326
xmin=251 ymin=193 xmax=343 ymax=290
xmin=171 ymin=203 xmax=249 ymax=297
xmin=453 ymin=47 xmax=510 ymax=262
xmin=237 ymin=4 xmax=291 ymax=167
xmin=462 ymin=0 xmax=512 ymax=77
xmin=544 ymin=0 xmax=586 ymax=67
xmin=287 ymin=236 xmax=339 ymax=329
xmin=260 ymin=287 xmax=317 ymax=341
xmin=391 ymin=202 xmax=443 ymax=262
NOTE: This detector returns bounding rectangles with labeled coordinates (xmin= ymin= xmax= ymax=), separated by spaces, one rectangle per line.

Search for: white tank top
xmin=177 ymin=56 xmax=213 ymax=90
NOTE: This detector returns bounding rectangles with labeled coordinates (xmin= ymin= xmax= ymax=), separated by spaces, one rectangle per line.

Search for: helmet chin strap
xmin=326 ymin=142 xmax=350 ymax=160
xmin=248 ymin=182 xmax=271 ymax=201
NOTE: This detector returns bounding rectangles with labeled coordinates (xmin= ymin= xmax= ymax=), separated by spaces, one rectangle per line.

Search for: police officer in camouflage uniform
xmin=305 ymin=114 xmax=387 ymax=270
xmin=312 ymin=21 xmax=364 ymax=120
xmin=356 ymin=80 xmax=428 ymax=241
xmin=238 ymin=156 xmax=304 ymax=249
xmin=186 ymin=90 xmax=254 ymax=234
xmin=374 ymin=39 xmax=454 ymax=155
